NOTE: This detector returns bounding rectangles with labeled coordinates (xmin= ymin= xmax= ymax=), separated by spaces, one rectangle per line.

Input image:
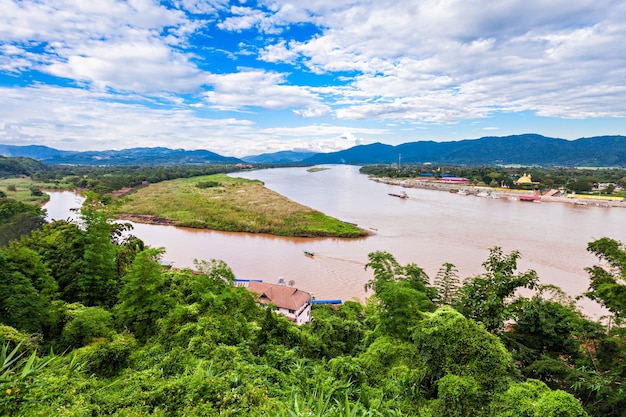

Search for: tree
xmin=502 ymin=289 xmax=596 ymax=392
xmin=364 ymin=251 xmax=401 ymax=295
xmin=0 ymin=250 xmax=49 ymax=333
xmin=60 ymin=303 xmax=115 ymax=348
xmin=413 ymin=307 xmax=518 ymax=397
xmin=24 ymin=220 xmax=88 ymax=303
xmin=365 ymin=251 xmax=436 ymax=339
xmin=434 ymin=374 xmax=483 ymax=417
xmin=5 ymin=245 xmax=57 ymax=298
xmin=605 ymin=184 xmax=616 ymax=194
xmin=433 ymin=263 xmax=461 ymax=306
xmin=79 ymin=207 xmax=119 ymax=306
xmin=567 ymin=179 xmax=593 ymax=193
xmin=194 ymin=258 xmax=235 ymax=284
xmin=585 ymin=237 xmax=626 ymax=318
xmin=29 ymin=187 xmax=43 ymax=197
xmin=0 ymin=199 xmax=46 ymax=246
xmin=456 ymin=247 xmax=538 ymax=332
xmin=493 ymin=379 xmax=589 ymax=417
xmin=115 ymin=248 xmax=170 ymax=341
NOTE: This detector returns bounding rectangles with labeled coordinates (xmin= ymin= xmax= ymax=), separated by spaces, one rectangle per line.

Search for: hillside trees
xmin=115 ymin=248 xmax=171 ymax=341
xmin=456 ymin=247 xmax=538 ymax=332
xmin=585 ymin=237 xmax=626 ymax=318
xmin=20 ymin=209 xmax=143 ymax=308
xmin=0 ymin=211 xmax=619 ymax=416
xmin=574 ymin=237 xmax=626 ymax=415
xmin=0 ymin=198 xmax=46 ymax=246
xmin=78 ymin=207 xmax=119 ymax=306
xmin=0 ymin=249 xmax=51 ymax=334
xmin=433 ymin=262 xmax=461 ymax=306
xmin=364 ymin=251 xmax=436 ymax=339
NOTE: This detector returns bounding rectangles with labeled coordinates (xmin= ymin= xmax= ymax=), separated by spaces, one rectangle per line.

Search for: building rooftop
xmin=247 ymin=281 xmax=311 ymax=310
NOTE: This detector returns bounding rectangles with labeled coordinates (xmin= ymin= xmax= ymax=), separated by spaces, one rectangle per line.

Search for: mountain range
xmin=1 ymin=134 xmax=625 ymax=167
xmin=0 ymin=145 xmax=241 ymax=165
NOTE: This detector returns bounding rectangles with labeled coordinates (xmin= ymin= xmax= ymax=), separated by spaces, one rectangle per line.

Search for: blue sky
xmin=1 ymin=0 xmax=625 ymax=157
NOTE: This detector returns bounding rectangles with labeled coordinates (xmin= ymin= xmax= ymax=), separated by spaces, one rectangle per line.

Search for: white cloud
xmin=203 ymin=69 xmax=321 ymax=111
xmin=217 ymin=6 xmax=269 ymax=32
xmin=254 ymin=0 xmax=626 ymax=121
xmin=0 ymin=0 xmax=625 ymax=154
xmin=0 ymin=0 xmax=203 ymax=93
xmin=0 ymin=85 xmax=380 ymax=156
xmin=259 ymin=40 xmax=299 ymax=64
xmin=172 ymin=0 xmax=229 ymax=14
xmin=46 ymin=40 xmax=205 ymax=93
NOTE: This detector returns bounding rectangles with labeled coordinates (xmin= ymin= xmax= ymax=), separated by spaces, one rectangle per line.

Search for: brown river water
xmin=45 ymin=165 xmax=626 ymax=317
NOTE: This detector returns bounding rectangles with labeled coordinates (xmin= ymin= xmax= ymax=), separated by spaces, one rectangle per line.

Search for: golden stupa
xmin=516 ymin=173 xmax=533 ymax=184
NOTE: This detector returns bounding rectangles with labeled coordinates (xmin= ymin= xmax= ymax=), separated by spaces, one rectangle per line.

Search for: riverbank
xmin=113 ymin=174 xmax=368 ymax=238
xmin=371 ymin=177 xmax=626 ymax=208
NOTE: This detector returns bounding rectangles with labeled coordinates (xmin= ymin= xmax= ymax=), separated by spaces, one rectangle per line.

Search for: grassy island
xmin=306 ymin=167 xmax=330 ymax=173
xmin=114 ymin=174 xmax=367 ymax=237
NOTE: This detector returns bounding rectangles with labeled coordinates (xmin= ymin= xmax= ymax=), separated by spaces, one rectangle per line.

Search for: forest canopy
xmin=0 ymin=159 xmax=624 ymax=416
xmin=1 ymin=200 xmax=624 ymax=416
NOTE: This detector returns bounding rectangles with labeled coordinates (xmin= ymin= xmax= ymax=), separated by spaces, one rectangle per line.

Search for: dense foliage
xmin=0 ymin=198 xmax=47 ymax=247
xmin=32 ymin=164 xmax=247 ymax=199
xmin=1 ymin=197 xmax=625 ymax=416
xmin=0 ymin=157 xmax=46 ymax=178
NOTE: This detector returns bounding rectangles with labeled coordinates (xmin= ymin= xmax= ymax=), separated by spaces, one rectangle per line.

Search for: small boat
xmin=519 ymin=189 xmax=541 ymax=202
xmin=304 ymin=250 xmax=314 ymax=257
xmin=519 ymin=195 xmax=540 ymax=202
xmin=388 ymin=191 xmax=409 ymax=199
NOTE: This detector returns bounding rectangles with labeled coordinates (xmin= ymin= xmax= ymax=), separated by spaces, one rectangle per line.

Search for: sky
xmin=1 ymin=0 xmax=626 ymax=157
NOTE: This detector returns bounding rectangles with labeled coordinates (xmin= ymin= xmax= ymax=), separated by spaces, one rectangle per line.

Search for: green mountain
xmin=303 ymin=134 xmax=626 ymax=166
xmin=0 ymin=145 xmax=242 ymax=165
xmin=2 ymin=134 xmax=626 ymax=166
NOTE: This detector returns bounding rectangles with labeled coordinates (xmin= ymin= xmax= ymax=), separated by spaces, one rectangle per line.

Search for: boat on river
xmin=519 ymin=189 xmax=541 ymax=202
xmin=388 ymin=191 xmax=409 ymax=199
xmin=304 ymin=250 xmax=315 ymax=257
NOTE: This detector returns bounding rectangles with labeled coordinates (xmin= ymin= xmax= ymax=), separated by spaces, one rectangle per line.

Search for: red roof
xmin=247 ymin=281 xmax=311 ymax=310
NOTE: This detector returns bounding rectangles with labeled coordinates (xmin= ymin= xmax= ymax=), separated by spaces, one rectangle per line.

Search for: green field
xmin=0 ymin=177 xmax=65 ymax=204
xmin=114 ymin=174 xmax=367 ymax=237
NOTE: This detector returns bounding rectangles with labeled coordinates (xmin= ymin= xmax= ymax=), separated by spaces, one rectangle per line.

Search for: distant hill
xmin=0 ymin=156 xmax=47 ymax=177
xmin=242 ymin=150 xmax=319 ymax=163
xmin=0 ymin=145 xmax=243 ymax=165
xmin=0 ymin=145 xmax=67 ymax=160
xmin=2 ymin=134 xmax=625 ymax=166
xmin=302 ymin=134 xmax=626 ymax=166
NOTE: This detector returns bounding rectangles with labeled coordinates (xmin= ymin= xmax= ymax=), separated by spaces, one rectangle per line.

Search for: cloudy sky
xmin=1 ymin=0 xmax=625 ymax=157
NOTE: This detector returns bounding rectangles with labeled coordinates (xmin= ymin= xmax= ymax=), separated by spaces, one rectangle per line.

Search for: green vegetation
xmin=1 ymin=156 xmax=625 ymax=415
xmin=0 ymin=198 xmax=47 ymax=246
xmin=0 ymin=156 xmax=46 ymax=178
xmin=32 ymin=163 xmax=251 ymax=198
xmin=361 ymin=164 xmax=626 ymax=196
xmin=115 ymin=174 xmax=366 ymax=237
xmin=307 ymin=167 xmax=330 ymax=173
xmin=0 ymin=177 xmax=57 ymax=205
xmin=1 ymin=198 xmax=625 ymax=416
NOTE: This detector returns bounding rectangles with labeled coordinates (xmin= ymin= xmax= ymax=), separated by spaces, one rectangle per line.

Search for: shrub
xmin=196 ymin=180 xmax=220 ymax=189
